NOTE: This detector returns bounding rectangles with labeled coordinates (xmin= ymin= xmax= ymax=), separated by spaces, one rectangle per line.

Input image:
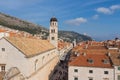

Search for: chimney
xmin=84 ymin=45 xmax=88 ymax=49
xmin=119 ymin=49 xmax=120 ymax=53
xmin=77 ymin=53 xmax=80 ymax=57
xmin=107 ymin=52 xmax=111 ymax=57
xmin=75 ymin=52 xmax=77 ymax=55
xmin=83 ymin=52 xmax=86 ymax=56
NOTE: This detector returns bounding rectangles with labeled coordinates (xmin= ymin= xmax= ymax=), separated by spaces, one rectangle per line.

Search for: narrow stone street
xmin=50 ymin=51 xmax=71 ymax=80
xmin=51 ymin=62 xmax=68 ymax=80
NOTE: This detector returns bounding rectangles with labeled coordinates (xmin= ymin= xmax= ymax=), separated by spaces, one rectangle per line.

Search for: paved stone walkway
xmin=50 ymin=50 xmax=72 ymax=80
xmin=51 ymin=61 xmax=68 ymax=80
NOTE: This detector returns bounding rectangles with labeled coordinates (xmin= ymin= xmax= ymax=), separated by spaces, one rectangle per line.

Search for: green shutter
xmin=118 ymin=67 xmax=120 ymax=70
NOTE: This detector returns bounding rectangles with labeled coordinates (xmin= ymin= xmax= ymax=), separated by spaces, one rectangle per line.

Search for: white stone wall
xmin=0 ymin=38 xmax=59 ymax=80
xmin=114 ymin=66 xmax=120 ymax=80
xmin=69 ymin=66 xmax=114 ymax=80
xmin=26 ymin=49 xmax=59 ymax=80
xmin=0 ymin=38 xmax=30 ymax=76
xmin=27 ymin=55 xmax=59 ymax=80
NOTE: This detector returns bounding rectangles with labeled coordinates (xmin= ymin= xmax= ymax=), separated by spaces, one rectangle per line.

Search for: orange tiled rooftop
xmin=0 ymin=28 xmax=6 ymax=32
xmin=58 ymin=40 xmax=71 ymax=50
xmin=69 ymin=54 xmax=113 ymax=68
xmin=72 ymin=41 xmax=119 ymax=55
xmin=5 ymin=37 xmax=55 ymax=57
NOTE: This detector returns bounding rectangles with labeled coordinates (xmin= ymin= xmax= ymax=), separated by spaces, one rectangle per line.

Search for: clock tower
xmin=49 ymin=17 xmax=58 ymax=48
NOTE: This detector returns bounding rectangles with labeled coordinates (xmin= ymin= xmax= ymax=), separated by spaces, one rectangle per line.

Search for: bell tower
xmin=49 ymin=17 xmax=58 ymax=48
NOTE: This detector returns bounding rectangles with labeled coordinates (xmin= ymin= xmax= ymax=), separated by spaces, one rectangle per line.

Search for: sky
xmin=0 ymin=0 xmax=120 ymax=41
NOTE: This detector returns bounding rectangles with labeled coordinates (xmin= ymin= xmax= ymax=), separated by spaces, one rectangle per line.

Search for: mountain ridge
xmin=0 ymin=12 xmax=92 ymax=42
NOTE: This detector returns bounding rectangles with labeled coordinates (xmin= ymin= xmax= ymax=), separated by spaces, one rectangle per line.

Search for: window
xmin=118 ymin=67 xmax=120 ymax=70
xmin=89 ymin=78 xmax=93 ymax=80
xmin=51 ymin=29 xmax=55 ymax=33
xmin=1 ymin=66 xmax=5 ymax=71
xmin=74 ymin=77 xmax=78 ymax=80
xmin=48 ymin=54 xmax=49 ymax=56
xmin=118 ymin=75 xmax=120 ymax=80
xmin=52 ymin=37 xmax=55 ymax=40
xmin=87 ymin=59 xmax=94 ymax=64
xmin=35 ymin=59 xmax=38 ymax=71
xmin=89 ymin=77 xmax=93 ymax=80
xmin=89 ymin=70 xmax=93 ymax=73
xmin=74 ymin=69 xmax=78 ymax=72
xmin=103 ymin=59 xmax=109 ymax=64
xmin=104 ymin=71 xmax=109 ymax=74
xmin=2 ymin=48 xmax=5 ymax=51
xmin=42 ymin=56 xmax=45 ymax=64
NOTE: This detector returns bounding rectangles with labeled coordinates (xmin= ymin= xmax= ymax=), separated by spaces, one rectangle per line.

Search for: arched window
xmin=42 ymin=56 xmax=45 ymax=64
xmin=35 ymin=59 xmax=38 ymax=71
xmin=51 ymin=29 xmax=55 ymax=33
xmin=48 ymin=54 xmax=49 ymax=56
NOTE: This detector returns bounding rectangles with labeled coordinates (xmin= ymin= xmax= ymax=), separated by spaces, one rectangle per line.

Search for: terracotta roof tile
xmin=58 ymin=41 xmax=70 ymax=50
xmin=5 ymin=37 xmax=55 ymax=57
xmin=0 ymin=29 xmax=6 ymax=32
xmin=69 ymin=54 xmax=113 ymax=68
xmin=72 ymin=44 xmax=118 ymax=55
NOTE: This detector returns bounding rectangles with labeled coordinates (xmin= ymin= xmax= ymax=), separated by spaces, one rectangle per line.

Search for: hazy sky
xmin=0 ymin=0 xmax=120 ymax=40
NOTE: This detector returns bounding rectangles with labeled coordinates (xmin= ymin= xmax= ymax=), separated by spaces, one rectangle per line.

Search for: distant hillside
xmin=59 ymin=31 xmax=92 ymax=42
xmin=0 ymin=12 xmax=92 ymax=42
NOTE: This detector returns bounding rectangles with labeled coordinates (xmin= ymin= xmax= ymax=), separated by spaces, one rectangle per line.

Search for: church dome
xmin=50 ymin=17 xmax=57 ymax=22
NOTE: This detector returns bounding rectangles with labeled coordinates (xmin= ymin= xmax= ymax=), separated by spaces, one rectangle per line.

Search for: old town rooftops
xmin=69 ymin=53 xmax=113 ymax=68
xmin=72 ymin=42 xmax=118 ymax=55
xmin=58 ymin=40 xmax=71 ymax=50
xmin=69 ymin=40 xmax=120 ymax=68
xmin=4 ymin=37 xmax=55 ymax=58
